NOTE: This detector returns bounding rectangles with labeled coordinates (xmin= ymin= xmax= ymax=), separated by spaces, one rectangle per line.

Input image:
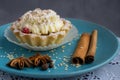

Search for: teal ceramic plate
xmin=0 ymin=18 xmax=119 ymax=78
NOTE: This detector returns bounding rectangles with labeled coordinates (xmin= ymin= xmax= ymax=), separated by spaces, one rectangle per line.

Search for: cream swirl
xmin=14 ymin=8 xmax=64 ymax=34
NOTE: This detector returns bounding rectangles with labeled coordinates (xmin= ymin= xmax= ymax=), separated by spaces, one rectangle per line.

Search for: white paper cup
xmin=4 ymin=25 xmax=78 ymax=51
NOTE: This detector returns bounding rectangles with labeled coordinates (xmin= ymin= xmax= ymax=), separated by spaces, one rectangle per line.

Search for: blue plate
xmin=0 ymin=18 xmax=120 ymax=78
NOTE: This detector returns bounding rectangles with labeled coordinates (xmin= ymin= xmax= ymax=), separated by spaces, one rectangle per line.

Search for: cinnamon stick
xmin=72 ymin=33 xmax=90 ymax=64
xmin=85 ymin=30 xmax=98 ymax=63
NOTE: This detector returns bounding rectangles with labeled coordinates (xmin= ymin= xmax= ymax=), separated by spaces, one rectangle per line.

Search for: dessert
xmin=10 ymin=8 xmax=72 ymax=47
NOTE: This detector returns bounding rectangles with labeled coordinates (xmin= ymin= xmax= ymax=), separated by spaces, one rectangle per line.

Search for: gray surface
xmin=0 ymin=0 xmax=120 ymax=36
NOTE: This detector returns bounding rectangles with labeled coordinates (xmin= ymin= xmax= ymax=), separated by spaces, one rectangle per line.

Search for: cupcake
xmin=10 ymin=8 xmax=72 ymax=47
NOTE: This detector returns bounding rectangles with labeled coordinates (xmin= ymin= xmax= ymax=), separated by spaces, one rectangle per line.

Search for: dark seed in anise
xmin=49 ymin=62 xmax=54 ymax=68
xmin=18 ymin=60 xmax=24 ymax=69
xmin=41 ymin=63 xmax=48 ymax=70
xmin=47 ymin=59 xmax=53 ymax=63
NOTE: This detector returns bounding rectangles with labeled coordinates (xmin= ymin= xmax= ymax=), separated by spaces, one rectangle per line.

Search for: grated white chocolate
xmin=12 ymin=8 xmax=66 ymax=35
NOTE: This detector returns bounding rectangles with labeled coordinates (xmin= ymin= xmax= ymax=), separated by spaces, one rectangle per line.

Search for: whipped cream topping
xmin=13 ymin=8 xmax=64 ymax=34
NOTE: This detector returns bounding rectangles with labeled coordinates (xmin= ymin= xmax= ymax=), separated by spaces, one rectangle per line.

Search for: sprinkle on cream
xmin=13 ymin=8 xmax=64 ymax=35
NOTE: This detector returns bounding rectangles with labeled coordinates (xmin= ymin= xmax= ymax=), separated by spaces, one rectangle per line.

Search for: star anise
xmin=7 ymin=53 xmax=54 ymax=70
xmin=7 ymin=57 xmax=33 ymax=69
xmin=29 ymin=53 xmax=52 ymax=67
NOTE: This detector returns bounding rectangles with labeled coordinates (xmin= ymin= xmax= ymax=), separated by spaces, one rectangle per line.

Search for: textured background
xmin=0 ymin=0 xmax=120 ymax=36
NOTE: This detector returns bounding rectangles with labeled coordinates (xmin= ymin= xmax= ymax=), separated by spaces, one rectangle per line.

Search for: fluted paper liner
xmin=4 ymin=25 xmax=78 ymax=51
